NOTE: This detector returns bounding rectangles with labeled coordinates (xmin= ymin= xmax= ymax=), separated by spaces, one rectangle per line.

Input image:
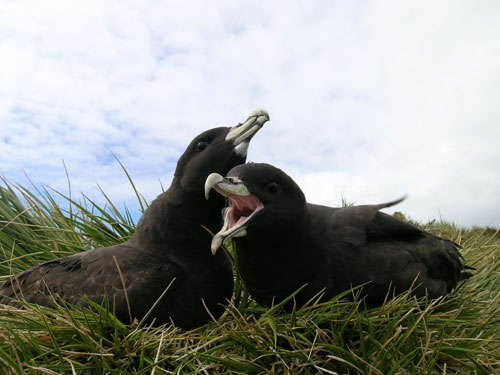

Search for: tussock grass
xmin=0 ymin=174 xmax=499 ymax=374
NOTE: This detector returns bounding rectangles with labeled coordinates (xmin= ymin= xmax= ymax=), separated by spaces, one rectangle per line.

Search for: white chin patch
xmin=234 ymin=142 xmax=249 ymax=157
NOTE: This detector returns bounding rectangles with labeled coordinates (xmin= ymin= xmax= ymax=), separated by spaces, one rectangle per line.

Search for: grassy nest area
xmin=0 ymin=178 xmax=499 ymax=374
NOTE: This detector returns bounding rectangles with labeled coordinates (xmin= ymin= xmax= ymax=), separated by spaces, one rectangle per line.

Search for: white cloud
xmin=0 ymin=0 xmax=499 ymax=227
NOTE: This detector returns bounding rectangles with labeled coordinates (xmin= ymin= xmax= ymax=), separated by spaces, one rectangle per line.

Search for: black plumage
xmin=0 ymin=110 xmax=269 ymax=328
xmin=206 ymin=163 xmax=470 ymax=309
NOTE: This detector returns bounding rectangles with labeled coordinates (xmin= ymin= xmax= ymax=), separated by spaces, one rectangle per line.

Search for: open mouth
xmin=225 ymin=194 xmax=263 ymax=228
xmin=205 ymin=173 xmax=264 ymax=254
xmin=211 ymin=194 xmax=263 ymax=254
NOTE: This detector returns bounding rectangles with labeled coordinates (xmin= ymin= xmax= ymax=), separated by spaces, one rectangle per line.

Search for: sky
xmin=1 ymin=0 xmax=499 ymax=228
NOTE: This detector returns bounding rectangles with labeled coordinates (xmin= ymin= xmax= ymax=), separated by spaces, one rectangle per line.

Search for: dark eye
xmin=196 ymin=141 xmax=208 ymax=151
xmin=267 ymin=182 xmax=279 ymax=194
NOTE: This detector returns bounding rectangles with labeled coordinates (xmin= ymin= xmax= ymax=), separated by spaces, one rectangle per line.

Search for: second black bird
xmin=206 ymin=163 xmax=470 ymax=309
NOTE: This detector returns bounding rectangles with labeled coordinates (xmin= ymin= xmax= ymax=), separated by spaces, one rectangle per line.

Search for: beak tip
xmin=205 ymin=173 xmax=224 ymax=200
xmin=250 ymin=109 xmax=270 ymax=121
xmin=211 ymin=235 xmax=223 ymax=255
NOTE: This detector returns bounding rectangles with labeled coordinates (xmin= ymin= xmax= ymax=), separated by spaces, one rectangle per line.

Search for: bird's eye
xmin=196 ymin=141 xmax=208 ymax=151
xmin=267 ymin=182 xmax=279 ymax=194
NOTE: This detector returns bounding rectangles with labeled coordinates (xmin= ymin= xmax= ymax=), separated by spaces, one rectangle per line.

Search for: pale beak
xmin=204 ymin=173 xmax=263 ymax=255
xmin=205 ymin=173 xmax=250 ymax=200
xmin=225 ymin=109 xmax=270 ymax=146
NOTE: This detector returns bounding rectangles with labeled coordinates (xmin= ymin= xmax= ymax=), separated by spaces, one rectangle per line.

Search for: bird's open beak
xmin=226 ymin=109 xmax=269 ymax=157
xmin=205 ymin=173 xmax=264 ymax=255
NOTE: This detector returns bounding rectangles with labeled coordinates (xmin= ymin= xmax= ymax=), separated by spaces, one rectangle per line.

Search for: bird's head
xmin=205 ymin=163 xmax=307 ymax=254
xmin=174 ymin=110 xmax=269 ymax=196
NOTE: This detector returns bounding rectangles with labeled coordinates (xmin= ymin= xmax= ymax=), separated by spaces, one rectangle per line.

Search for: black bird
xmin=205 ymin=163 xmax=470 ymax=309
xmin=0 ymin=110 xmax=270 ymax=328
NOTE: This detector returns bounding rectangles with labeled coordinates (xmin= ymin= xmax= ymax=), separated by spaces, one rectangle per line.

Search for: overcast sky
xmin=1 ymin=1 xmax=499 ymax=227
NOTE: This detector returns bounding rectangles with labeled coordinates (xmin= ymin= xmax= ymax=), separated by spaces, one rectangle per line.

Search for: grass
xmin=0 ymin=173 xmax=499 ymax=374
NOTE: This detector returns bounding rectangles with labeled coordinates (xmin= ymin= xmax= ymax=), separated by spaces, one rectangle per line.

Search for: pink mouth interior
xmin=225 ymin=194 xmax=264 ymax=229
